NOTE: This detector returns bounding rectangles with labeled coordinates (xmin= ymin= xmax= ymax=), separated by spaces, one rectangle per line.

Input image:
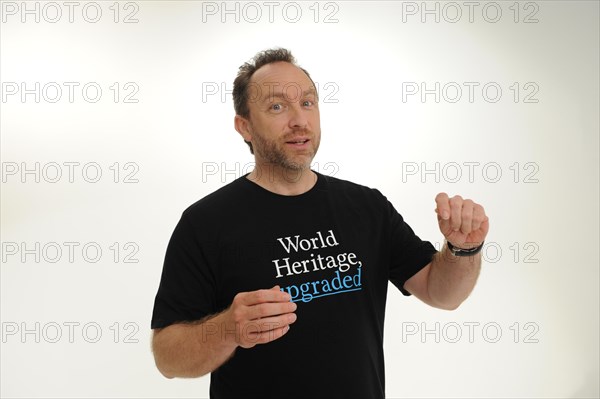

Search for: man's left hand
xmin=434 ymin=192 xmax=489 ymax=249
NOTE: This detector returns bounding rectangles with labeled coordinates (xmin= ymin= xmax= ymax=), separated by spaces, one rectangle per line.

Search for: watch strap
xmin=447 ymin=240 xmax=484 ymax=257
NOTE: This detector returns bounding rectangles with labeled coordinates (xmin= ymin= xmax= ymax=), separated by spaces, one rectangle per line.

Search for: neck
xmin=246 ymin=163 xmax=317 ymax=196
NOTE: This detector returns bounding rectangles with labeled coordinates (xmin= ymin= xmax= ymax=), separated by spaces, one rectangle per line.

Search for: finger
xmin=460 ymin=199 xmax=474 ymax=235
xmin=478 ymin=215 xmax=490 ymax=241
xmin=434 ymin=192 xmax=450 ymax=220
xmin=248 ymin=313 xmax=297 ymax=334
xmin=237 ymin=288 xmax=292 ymax=306
xmin=449 ymin=195 xmax=463 ymax=231
xmin=471 ymin=203 xmax=486 ymax=231
xmin=247 ymin=301 xmax=297 ymax=321
xmin=479 ymin=215 xmax=490 ymax=239
xmin=247 ymin=324 xmax=292 ymax=346
xmin=240 ymin=314 xmax=297 ymax=346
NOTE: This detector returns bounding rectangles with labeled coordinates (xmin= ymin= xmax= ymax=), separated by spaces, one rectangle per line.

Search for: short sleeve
xmin=386 ymin=200 xmax=438 ymax=296
xmin=151 ymin=212 xmax=218 ymax=329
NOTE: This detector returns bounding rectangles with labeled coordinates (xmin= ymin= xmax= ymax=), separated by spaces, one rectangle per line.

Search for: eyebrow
xmin=262 ymin=88 xmax=318 ymax=103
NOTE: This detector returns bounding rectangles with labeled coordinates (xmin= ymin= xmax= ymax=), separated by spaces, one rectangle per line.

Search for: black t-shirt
xmin=151 ymin=172 xmax=437 ymax=398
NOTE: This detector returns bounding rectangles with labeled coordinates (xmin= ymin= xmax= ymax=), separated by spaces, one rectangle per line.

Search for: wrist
xmin=446 ymin=240 xmax=484 ymax=257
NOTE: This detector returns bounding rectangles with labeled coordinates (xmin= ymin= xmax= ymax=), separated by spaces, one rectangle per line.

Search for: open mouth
xmin=286 ymin=139 xmax=310 ymax=145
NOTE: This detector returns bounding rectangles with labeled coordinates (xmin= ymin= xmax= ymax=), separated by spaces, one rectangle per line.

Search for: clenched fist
xmin=435 ymin=192 xmax=489 ymax=249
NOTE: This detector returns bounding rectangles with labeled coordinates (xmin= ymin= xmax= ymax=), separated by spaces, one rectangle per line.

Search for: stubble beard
xmin=251 ymin=127 xmax=320 ymax=172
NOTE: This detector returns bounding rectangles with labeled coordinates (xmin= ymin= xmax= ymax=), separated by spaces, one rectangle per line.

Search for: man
xmin=151 ymin=48 xmax=489 ymax=398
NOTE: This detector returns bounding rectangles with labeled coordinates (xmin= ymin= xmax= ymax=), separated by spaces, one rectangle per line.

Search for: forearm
xmin=152 ymin=311 xmax=237 ymax=378
xmin=152 ymin=287 xmax=297 ymax=378
xmin=427 ymin=242 xmax=481 ymax=310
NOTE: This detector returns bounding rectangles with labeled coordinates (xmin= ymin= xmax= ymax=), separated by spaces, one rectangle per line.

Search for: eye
xmin=302 ymin=100 xmax=315 ymax=107
xmin=270 ymin=103 xmax=283 ymax=111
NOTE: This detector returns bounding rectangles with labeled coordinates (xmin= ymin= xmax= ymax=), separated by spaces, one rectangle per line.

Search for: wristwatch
xmin=447 ymin=240 xmax=485 ymax=257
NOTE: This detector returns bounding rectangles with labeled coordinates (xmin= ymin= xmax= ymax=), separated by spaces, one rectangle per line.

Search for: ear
xmin=234 ymin=115 xmax=252 ymax=142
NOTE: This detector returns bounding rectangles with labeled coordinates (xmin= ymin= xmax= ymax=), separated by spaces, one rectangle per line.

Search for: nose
xmin=288 ymin=103 xmax=308 ymax=130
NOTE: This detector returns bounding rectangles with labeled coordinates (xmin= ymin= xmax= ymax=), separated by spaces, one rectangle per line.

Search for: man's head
xmin=233 ymin=48 xmax=321 ymax=172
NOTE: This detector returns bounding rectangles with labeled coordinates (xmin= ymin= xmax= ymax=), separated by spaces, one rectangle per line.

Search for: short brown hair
xmin=233 ymin=48 xmax=315 ymax=154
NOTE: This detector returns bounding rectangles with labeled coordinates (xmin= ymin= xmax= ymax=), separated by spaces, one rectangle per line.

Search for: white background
xmin=1 ymin=1 xmax=598 ymax=398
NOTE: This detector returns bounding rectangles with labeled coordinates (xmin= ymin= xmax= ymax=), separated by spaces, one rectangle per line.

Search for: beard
xmin=250 ymin=124 xmax=320 ymax=172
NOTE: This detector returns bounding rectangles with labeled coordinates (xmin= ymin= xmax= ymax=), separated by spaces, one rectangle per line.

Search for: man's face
xmin=237 ymin=61 xmax=321 ymax=171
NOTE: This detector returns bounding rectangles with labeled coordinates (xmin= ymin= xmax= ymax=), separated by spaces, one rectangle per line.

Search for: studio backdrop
xmin=1 ymin=1 xmax=598 ymax=398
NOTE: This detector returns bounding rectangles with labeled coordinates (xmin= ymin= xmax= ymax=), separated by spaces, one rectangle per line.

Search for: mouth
xmin=285 ymin=138 xmax=310 ymax=147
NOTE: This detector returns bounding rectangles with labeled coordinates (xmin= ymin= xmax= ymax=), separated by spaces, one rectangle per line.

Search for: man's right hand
xmin=223 ymin=285 xmax=297 ymax=348
xmin=152 ymin=286 xmax=297 ymax=378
